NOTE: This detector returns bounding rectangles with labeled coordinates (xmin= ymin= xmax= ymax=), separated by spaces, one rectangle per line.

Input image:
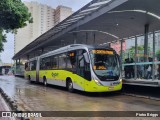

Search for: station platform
xmin=123 ymin=79 xmax=160 ymax=87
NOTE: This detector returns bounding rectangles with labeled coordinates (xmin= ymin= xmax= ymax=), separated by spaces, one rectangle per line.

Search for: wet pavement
xmin=0 ymin=75 xmax=160 ymax=120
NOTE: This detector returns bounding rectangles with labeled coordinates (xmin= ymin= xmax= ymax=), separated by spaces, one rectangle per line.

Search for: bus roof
xmin=39 ymin=44 xmax=114 ymax=59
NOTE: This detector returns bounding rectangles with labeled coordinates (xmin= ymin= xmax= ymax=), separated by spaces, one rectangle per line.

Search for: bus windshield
xmin=90 ymin=49 xmax=120 ymax=81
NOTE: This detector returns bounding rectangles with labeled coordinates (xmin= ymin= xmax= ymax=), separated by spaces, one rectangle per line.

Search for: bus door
xmin=77 ymin=50 xmax=91 ymax=88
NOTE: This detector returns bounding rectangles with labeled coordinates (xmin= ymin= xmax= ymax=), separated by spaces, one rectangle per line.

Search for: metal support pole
xmin=134 ymin=36 xmax=138 ymax=79
xmin=93 ymin=32 xmax=96 ymax=44
xmin=144 ymin=24 xmax=149 ymax=79
xmin=152 ymin=31 xmax=156 ymax=80
xmin=120 ymin=39 xmax=123 ymax=73
xmin=144 ymin=24 xmax=149 ymax=62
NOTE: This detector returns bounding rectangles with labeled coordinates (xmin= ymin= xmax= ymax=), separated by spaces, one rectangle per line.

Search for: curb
xmin=122 ymin=92 xmax=160 ymax=101
xmin=0 ymin=87 xmax=30 ymax=120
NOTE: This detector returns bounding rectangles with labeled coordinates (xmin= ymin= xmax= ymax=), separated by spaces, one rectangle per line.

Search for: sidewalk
xmin=0 ymin=94 xmax=14 ymax=120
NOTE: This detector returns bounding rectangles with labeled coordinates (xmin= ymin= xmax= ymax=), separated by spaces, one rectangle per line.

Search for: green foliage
xmin=156 ymin=49 xmax=160 ymax=55
xmin=0 ymin=0 xmax=32 ymax=30
xmin=0 ymin=28 xmax=7 ymax=52
xmin=156 ymin=49 xmax=160 ymax=61
xmin=0 ymin=0 xmax=33 ymax=52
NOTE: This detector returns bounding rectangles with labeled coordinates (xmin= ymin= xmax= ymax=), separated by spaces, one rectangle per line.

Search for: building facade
xmin=14 ymin=2 xmax=72 ymax=54
xmin=54 ymin=5 xmax=72 ymax=25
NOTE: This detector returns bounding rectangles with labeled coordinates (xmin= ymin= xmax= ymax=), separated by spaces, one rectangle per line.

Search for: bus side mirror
xmin=83 ymin=53 xmax=89 ymax=63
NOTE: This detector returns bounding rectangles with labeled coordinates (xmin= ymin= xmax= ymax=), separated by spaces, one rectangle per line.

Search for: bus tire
xmin=67 ymin=79 xmax=74 ymax=92
xmin=43 ymin=77 xmax=47 ymax=86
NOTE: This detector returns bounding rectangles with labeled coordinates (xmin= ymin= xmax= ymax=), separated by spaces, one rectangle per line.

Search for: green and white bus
xmin=25 ymin=44 xmax=122 ymax=92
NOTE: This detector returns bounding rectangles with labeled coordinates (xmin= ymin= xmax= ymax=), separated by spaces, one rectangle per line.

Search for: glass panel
xmin=123 ymin=38 xmax=135 ymax=79
xmin=136 ymin=36 xmax=145 ymax=79
xmin=155 ymin=32 xmax=160 ymax=61
xmin=148 ymin=33 xmax=153 ymax=59
xmin=155 ymin=32 xmax=160 ymax=80
xmin=90 ymin=49 xmax=120 ymax=81
xmin=59 ymin=54 xmax=67 ymax=69
xmin=51 ymin=56 xmax=58 ymax=69
xmin=67 ymin=51 xmax=77 ymax=69
xmin=30 ymin=60 xmax=36 ymax=71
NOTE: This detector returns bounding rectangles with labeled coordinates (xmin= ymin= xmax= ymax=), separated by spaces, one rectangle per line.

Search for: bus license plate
xmin=108 ymin=86 xmax=114 ymax=90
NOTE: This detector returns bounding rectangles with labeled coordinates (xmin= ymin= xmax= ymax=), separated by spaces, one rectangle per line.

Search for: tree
xmin=0 ymin=28 xmax=7 ymax=51
xmin=0 ymin=0 xmax=33 ymax=52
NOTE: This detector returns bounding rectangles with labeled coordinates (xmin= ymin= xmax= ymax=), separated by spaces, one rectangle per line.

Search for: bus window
xmin=67 ymin=51 xmax=77 ymax=69
xmin=66 ymin=55 xmax=72 ymax=68
xmin=40 ymin=59 xmax=44 ymax=70
xmin=40 ymin=57 xmax=51 ymax=70
xmin=29 ymin=60 xmax=36 ymax=71
xmin=45 ymin=57 xmax=51 ymax=69
xmin=51 ymin=56 xmax=58 ymax=69
xmin=25 ymin=62 xmax=29 ymax=71
xmin=79 ymin=56 xmax=84 ymax=67
xmin=59 ymin=54 xmax=67 ymax=69
xmin=90 ymin=49 xmax=120 ymax=81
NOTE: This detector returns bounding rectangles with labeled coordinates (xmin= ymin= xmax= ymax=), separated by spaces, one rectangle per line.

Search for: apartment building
xmin=14 ymin=2 xmax=72 ymax=54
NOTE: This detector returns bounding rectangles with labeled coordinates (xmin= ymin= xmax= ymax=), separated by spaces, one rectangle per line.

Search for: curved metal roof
xmin=13 ymin=0 xmax=160 ymax=59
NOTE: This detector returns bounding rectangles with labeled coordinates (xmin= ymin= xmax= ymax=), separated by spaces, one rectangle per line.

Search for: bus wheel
xmin=43 ymin=77 xmax=47 ymax=86
xmin=67 ymin=80 xmax=74 ymax=92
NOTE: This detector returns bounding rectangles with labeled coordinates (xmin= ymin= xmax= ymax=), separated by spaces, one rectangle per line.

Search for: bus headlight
xmin=94 ymin=79 xmax=103 ymax=86
xmin=92 ymin=75 xmax=103 ymax=86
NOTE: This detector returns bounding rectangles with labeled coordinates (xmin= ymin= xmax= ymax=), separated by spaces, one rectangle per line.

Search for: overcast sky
xmin=0 ymin=0 xmax=92 ymax=63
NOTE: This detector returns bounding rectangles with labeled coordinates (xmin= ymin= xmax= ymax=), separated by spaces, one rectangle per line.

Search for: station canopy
xmin=13 ymin=0 xmax=160 ymax=59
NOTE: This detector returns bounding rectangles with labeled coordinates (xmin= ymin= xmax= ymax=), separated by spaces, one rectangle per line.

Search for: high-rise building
xmin=14 ymin=2 xmax=55 ymax=54
xmin=54 ymin=5 xmax=72 ymax=25
xmin=14 ymin=2 xmax=72 ymax=54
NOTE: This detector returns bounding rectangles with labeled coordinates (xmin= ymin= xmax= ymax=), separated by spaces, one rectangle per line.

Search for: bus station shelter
xmin=13 ymin=0 xmax=160 ymax=87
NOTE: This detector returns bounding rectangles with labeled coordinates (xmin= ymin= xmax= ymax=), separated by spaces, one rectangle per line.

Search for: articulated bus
xmin=25 ymin=44 xmax=122 ymax=92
